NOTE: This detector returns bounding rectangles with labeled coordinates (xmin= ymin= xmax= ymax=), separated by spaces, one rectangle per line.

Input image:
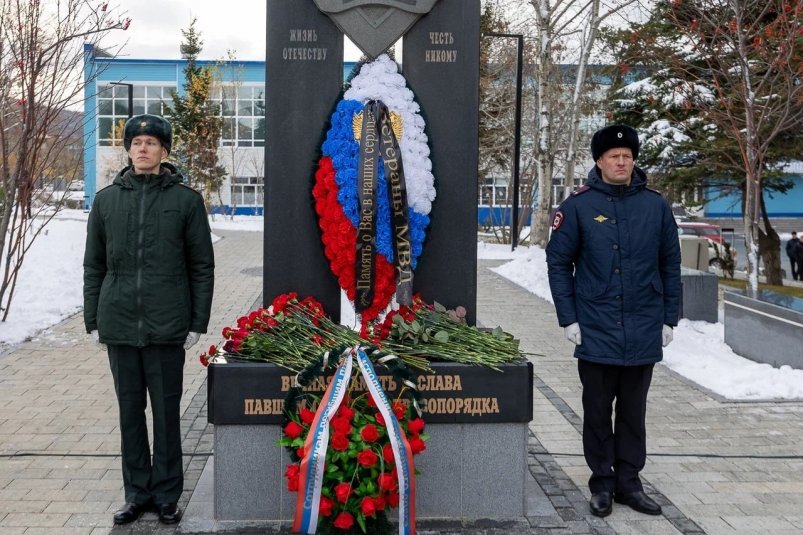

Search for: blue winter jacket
xmin=545 ymin=166 xmax=681 ymax=366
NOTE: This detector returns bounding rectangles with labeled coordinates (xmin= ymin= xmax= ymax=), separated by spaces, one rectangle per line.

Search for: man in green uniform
xmin=83 ymin=114 xmax=215 ymax=525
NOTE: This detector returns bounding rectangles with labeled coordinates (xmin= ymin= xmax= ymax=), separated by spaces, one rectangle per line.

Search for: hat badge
xmin=617 ymin=132 xmax=622 ymax=138
xmin=140 ymin=120 xmax=148 ymax=128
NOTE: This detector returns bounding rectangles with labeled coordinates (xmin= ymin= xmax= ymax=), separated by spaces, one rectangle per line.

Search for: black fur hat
xmin=591 ymin=124 xmax=639 ymax=161
xmin=123 ymin=114 xmax=172 ymax=155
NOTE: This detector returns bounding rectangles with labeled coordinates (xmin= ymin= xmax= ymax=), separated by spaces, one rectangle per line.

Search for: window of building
xmin=230 ymin=176 xmax=264 ymax=207
xmin=479 ymin=177 xmax=510 ymax=206
xmin=96 ymin=84 xmax=175 ymax=146
xmin=214 ymin=85 xmax=265 ymax=147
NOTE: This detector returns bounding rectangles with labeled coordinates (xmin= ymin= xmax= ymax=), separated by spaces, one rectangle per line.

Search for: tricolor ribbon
xmin=356 ymin=349 xmax=417 ymax=535
xmin=292 ymin=347 xmax=417 ymax=535
xmin=293 ymin=350 xmax=353 ymax=534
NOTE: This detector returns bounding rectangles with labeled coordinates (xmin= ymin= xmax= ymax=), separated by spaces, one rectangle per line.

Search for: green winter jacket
xmin=83 ymin=164 xmax=215 ymax=346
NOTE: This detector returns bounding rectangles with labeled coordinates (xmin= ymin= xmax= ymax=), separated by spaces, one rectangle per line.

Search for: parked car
xmin=677 ymin=220 xmax=736 ymax=275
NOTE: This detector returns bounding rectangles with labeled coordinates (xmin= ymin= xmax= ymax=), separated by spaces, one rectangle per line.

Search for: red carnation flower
xmin=382 ymin=442 xmax=395 ymax=463
xmin=330 ymin=432 xmax=349 ymax=451
xmin=299 ymin=409 xmax=316 ymax=425
xmin=408 ymin=434 xmax=426 ymax=455
xmin=392 ymin=401 xmax=406 ymax=420
xmin=319 ymin=496 xmax=334 ymax=517
xmin=331 ymin=416 xmax=352 ymax=435
xmin=334 ymin=483 xmax=351 ymax=504
xmin=360 ymin=424 xmax=380 ymax=443
xmin=360 ymin=496 xmax=377 ymax=517
xmin=337 ymin=404 xmax=355 ymax=421
xmin=387 ymin=492 xmax=400 ymax=507
xmin=333 ymin=511 xmax=354 ymax=530
xmin=283 ymin=421 xmax=304 ymax=439
xmin=375 ymin=412 xmax=385 ymax=426
xmin=378 ymin=472 xmax=397 ymax=492
xmin=284 ymin=464 xmax=300 ymax=492
xmin=357 ymin=449 xmax=378 ymax=468
xmin=199 ymin=353 xmax=209 ymax=367
xmin=407 ymin=417 xmax=425 ymax=434
xmin=296 ymin=447 xmax=305 ymax=459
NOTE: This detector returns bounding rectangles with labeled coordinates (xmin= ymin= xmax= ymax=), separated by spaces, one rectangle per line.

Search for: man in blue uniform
xmin=546 ymin=124 xmax=681 ymax=518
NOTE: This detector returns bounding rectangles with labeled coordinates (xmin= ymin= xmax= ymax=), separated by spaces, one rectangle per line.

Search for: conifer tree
xmin=167 ymin=19 xmax=226 ymax=211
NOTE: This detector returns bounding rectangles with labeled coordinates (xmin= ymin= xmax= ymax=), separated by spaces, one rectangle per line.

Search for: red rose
xmin=407 ymin=418 xmax=425 ymax=434
xmin=357 ymin=449 xmax=378 ymax=468
xmin=375 ymin=412 xmax=385 ymax=426
xmin=387 ymin=492 xmax=400 ymax=507
xmin=337 ymin=404 xmax=355 ymax=421
xmin=373 ymin=496 xmax=386 ymax=511
xmin=333 ymin=511 xmax=354 ymax=530
xmin=330 ymin=432 xmax=349 ymax=451
xmin=408 ymin=434 xmax=426 ymax=454
xmin=331 ymin=416 xmax=352 ymax=435
xmin=296 ymin=447 xmax=305 ymax=459
xmin=284 ymin=464 xmax=299 ymax=492
xmin=382 ymin=443 xmax=395 ymax=463
xmin=283 ymin=421 xmax=304 ymax=439
xmin=319 ymin=496 xmax=334 ymax=517
xmin=392 ymin=401 xmax=406 ymax=420
xmin=360 ymin=424 xmax=380 ymax=443
xmin=334 ymin=483 xmax=351 ymax=504
xmin=360 ymin=496 xmax=377 ymax=517
xmin=378 ymin=472 xmax=397 ymax=492
xmin=299 ymin=409 xmax=316 ymax=425
xmin=367 ymin=394 xmax=378 ymax=408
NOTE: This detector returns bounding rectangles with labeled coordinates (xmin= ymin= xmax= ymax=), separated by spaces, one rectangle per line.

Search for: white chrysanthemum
xmin=344 ymin=55 xmax=436 ymax=215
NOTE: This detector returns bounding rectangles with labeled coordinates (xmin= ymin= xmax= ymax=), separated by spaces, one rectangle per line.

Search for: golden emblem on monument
xmin=353 ymin=111 xmax=404 ymax=141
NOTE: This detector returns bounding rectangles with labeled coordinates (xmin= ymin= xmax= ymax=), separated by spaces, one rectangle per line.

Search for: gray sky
xmin=112 ymin=0 xmax=362 ymax=61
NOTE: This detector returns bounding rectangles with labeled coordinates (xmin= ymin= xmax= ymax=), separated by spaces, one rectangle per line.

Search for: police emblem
xmin=594 ymin=215 xmax=608 ymax=223
xmin=552 ymin=211 xmax=564 ymax=231
xmin=314 ymin=0 xmax=439 ymax=59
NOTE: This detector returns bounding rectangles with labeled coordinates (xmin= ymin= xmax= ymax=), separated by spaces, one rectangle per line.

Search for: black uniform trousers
xmin=107 ymin=344 xmax=185 ymax=505
xmin=577 ymin=359 xmax=654 ymax=495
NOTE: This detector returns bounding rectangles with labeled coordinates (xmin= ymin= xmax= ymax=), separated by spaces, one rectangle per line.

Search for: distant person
xmin=83 ymin=114 xmax=215 ymax=525
xmin=546 ymin=124 xmax=681 ymax=518
xmin=795 ymin=236 xmax=803 ymax=281
xmin=786 ymin=231 xmax=800 ymax=280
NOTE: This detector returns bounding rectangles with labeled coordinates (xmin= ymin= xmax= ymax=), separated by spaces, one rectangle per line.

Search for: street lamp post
xmin=483 ymin=32 xmax=523 ymax=251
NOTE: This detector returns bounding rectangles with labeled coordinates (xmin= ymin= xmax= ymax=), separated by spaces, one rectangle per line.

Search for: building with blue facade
xmin=82 ymin=44 xmax=354 ymax=214
xmin=83 ymin=45 xmax=803 ymax=221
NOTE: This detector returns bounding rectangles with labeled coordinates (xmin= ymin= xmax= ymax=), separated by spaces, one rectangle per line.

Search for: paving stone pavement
xmin=1 ymin=230 xmax=802 ymax=535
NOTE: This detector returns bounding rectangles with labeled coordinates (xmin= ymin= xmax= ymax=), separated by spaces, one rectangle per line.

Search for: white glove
xmin=662 ymin=324 xmax=673 ymax=347
xmin=183 ymin=331 xmax=201 ymax=350
xmin=90 ymin=330 xmax=106 ymax=350
xmin=564 ymin=322 xmax=582 ymax=345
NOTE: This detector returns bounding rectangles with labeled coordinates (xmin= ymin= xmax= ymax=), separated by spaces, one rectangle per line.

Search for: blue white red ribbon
xmin=292 ymin=347 xmax=417 ymax=535
xmin=293 ymin=351 xmax=353 ymax=534
xmin=356 ymin=349 xmax=417 ymax=535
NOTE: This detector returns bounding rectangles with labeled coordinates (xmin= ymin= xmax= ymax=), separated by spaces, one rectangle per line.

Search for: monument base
xmin=213 ymin=422 xmax=529 ymax=521
xmin=206 ymin=360 xmax=534 ymax=523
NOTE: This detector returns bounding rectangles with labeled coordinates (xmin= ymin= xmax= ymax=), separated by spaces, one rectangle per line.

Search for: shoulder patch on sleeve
xmin=571 ymin=185 xmax=590 ymax=196
xmin=551 ymin=210 xmax=565 ymax=230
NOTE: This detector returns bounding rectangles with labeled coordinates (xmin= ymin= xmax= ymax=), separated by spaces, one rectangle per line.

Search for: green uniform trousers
xmin=107 ymin=344 xmax=185 ymax=505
